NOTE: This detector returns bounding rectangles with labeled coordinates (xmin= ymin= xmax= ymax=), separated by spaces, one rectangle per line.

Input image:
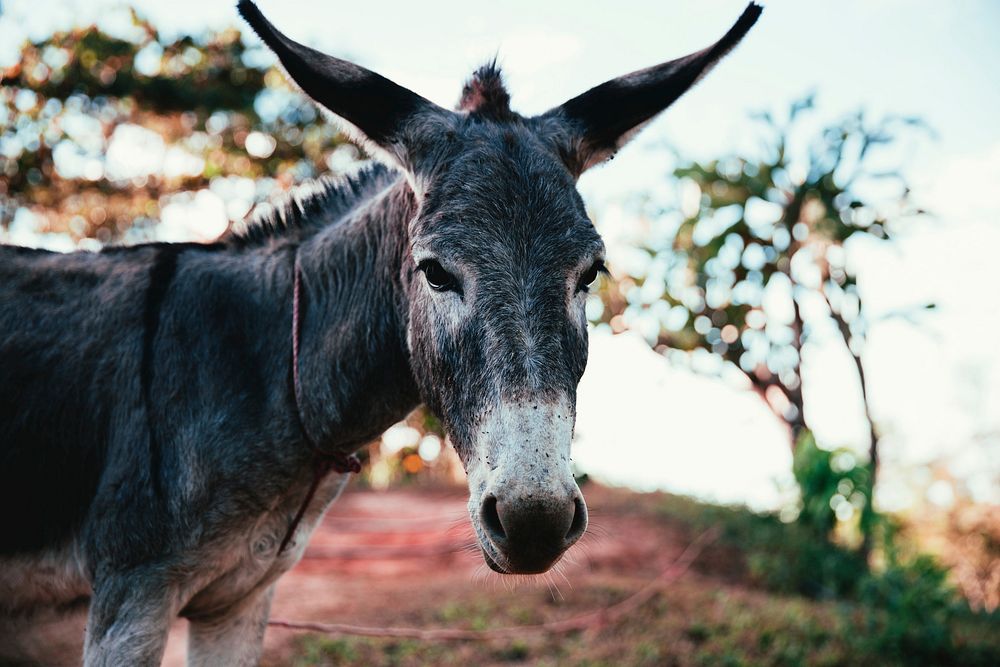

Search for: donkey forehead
xmin=414 ymin=124 xmax=602 ymax=262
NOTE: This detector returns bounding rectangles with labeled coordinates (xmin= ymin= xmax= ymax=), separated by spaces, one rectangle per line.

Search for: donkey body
xmin=0 ymin=2 xmax=760 ymax=664
xmin=1 ymin=167 xmax=416 ymax=664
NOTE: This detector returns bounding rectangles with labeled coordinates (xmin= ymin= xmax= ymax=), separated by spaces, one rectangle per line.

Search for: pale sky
xmin=2 ymin=0 xmax=998 ymax=508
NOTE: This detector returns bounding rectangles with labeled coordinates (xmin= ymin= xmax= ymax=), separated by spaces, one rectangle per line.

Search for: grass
xmin=279 ymin=487 xmax=1000 ymax=667
xmin=287 ymin=579 xmax=999 ymax=666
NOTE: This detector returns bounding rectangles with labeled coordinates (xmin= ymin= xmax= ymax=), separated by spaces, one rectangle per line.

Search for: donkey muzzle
xmin=479 ymin=487 xmax=587 ymax=574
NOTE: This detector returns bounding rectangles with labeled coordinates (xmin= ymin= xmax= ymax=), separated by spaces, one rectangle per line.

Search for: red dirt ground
xmin=157 ymin=484 xmax=1000 ymax=666
xmin=161 ymin=483 xmax=690 ymax=666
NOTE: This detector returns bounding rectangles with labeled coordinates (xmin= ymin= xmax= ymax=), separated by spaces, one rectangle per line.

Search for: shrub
xmin=856 ymin=537 xmax=956 ymax=663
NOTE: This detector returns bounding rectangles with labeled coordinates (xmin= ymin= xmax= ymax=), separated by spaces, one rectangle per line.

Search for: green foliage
xmin=745 ymin=529 xmax=866 ymax=601
xmin=651 ymin=491 xmax=999 ymax=664
xmin=4 ymin=14 xmax=263 ymax=116
xmin=1 ymin=8 xmax=352 ymax=242
xmin=654 ymin=488 xmax=865 ymax=599
xmin=793 ymin=430 xmax=873 ymax=544
xmin=655 ymin=469 xmax=879 ymax=599
xmin=857 ymin=551 xmax=956 ymax=663
xmin=295 ymin=636 xmax=358 ymax=666
xmin=494 ymin=639 xmax=530 ymax=662
xmin=593 ymin=97 xmax=940 ymax=622
xmin=594 ymin=96 xmax=929 ymax=435
xmin=852 ymin=519 xmax=994 ymax=665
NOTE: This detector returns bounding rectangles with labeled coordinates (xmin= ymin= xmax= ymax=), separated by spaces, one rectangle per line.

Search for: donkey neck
xmin=290 ymin=173 xmax=420 ymax=454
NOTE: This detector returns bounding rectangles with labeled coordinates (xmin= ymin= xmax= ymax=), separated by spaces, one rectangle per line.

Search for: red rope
xmin=280 ymin=255 xmax=361 ymax=555
xmin=268 ymin=527 xmax=719 ymax=640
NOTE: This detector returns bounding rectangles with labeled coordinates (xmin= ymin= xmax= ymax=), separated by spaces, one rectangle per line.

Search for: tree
xmin=0 ymin=8 xmax=353 ymax=244
xmin=594 ymin=97 xmax=930 ymax=555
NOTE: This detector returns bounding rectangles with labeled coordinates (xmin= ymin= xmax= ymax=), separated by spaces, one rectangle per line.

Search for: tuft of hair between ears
xmin=457 ymin=60 xmax=514 ymax=120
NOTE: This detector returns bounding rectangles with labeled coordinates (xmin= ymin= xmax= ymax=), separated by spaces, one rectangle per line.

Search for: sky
xmin=1 ymin=0 xmax=998 ymax=509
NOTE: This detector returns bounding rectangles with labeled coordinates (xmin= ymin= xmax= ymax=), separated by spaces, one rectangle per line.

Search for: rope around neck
xmin=279 ymin=253 xmax=361 ymax=554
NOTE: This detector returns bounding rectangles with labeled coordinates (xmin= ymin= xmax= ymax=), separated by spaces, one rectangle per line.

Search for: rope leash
xmin=279 ymin=254 xmax=361 ymax=555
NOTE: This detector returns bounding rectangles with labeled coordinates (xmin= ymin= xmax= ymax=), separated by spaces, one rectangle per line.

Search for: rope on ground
xmin=267 ymin=526 xmax=720 ymax=641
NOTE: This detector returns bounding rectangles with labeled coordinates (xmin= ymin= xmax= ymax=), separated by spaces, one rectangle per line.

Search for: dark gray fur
xmin=0 ymin=2 xmax=761 ymax=664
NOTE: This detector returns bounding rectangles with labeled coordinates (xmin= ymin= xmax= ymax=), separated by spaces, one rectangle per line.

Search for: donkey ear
xmin=237 ymin=0 xmax=447 ymax=169
xmin=542 ymin=2 xmax=763 ymax=175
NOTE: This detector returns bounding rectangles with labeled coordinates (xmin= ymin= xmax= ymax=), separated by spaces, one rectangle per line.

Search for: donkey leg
xmin=186 ymin=585 xmax=274 ymax=667
xmin=82 ymin=571 xmax=177 ymax=667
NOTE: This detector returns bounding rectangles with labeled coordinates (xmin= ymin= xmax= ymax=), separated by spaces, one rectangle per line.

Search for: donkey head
xmin=239 ymin=0 xmax=761 ymax=574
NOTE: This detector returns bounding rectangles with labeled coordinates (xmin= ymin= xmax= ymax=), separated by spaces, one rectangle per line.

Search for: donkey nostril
xmin=481 ymin=495 xmax=506 ymax=543
xmin=565 ymin=496 xmax=588 ymax=544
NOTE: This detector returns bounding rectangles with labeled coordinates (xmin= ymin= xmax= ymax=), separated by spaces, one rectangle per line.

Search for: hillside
xmin=161 ymin=483 xmax=1000 ymax=666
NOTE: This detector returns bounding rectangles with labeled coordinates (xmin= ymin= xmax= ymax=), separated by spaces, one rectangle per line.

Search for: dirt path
xmin=161 ymin=483 xmax=689 ymax=665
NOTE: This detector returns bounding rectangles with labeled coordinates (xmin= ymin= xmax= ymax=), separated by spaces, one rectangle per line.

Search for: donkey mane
xmin=223 ymin=161 xmax=398 ymax=245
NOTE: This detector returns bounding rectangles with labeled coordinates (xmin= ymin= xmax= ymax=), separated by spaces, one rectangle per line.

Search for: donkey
xmin=0 ymin=2 xmax=761 ymax=664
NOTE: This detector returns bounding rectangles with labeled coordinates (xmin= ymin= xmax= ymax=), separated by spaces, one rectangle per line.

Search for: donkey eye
xmin=577 ymin=260 xmax=607 ymax=292
xmin=419 ymin=260 xmax=456 ymax=292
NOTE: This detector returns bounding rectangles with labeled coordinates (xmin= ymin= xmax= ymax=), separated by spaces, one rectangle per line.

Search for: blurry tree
xmin=0 ymin=8 xmax=354 ymax=244
xmin=594 ymin=97 xmax=930 ymax=556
